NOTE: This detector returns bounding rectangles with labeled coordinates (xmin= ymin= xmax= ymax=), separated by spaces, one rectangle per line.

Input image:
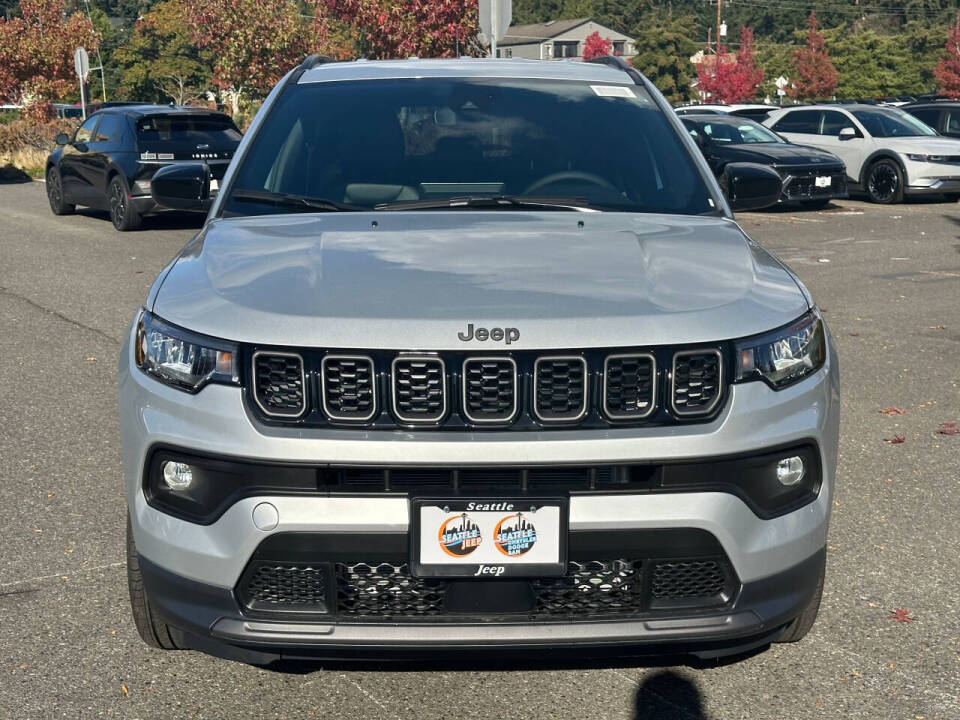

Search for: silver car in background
xmin=119 ymin=56 xmax=839 ymax=665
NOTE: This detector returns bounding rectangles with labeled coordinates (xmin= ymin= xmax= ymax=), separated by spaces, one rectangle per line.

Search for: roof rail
xmin=584 ymin=55 xmax=645 ymax=86
xmin=286 ymin=54 xmax=339 ymax=86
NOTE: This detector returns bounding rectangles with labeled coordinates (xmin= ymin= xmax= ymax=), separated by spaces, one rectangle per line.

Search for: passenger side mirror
xmin=151 ymin=163 xmax=212 ymax=212
xmin=55 ymin=133 xmax=70 ymax=146
xmin=838 ymin=127 xmax=857 ymax=140
xmin=720 ymin=162 xmax=782 ymax=212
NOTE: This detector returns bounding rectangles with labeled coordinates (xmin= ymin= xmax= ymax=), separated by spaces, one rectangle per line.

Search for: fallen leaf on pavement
xmin=883 ymin=436 xmax=906 ymax=444
xmin=937 ymin=422 xmax=959 ymax=436
xmin=879 ymin=407 xmax=906 ymax=415
xmin=121 ymin=684 xmax=128 ymax=696
xmin=889 ymin=608 xmax=913 ymax=623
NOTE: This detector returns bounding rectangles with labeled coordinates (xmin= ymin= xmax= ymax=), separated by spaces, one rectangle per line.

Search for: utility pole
xmin=716 ymin=0 xmax=722 ymax=52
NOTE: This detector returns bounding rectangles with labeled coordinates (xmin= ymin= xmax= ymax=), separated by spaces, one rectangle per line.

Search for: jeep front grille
xmin=462 ymin=357 xmax=517 ymax=424
xmin=392 ymin=356 xmax=446 ymax=424
xmin=252 ymin=351 xmax=305 ymax=417
xmin=603 ymin=353 xmax=656 ymax=420
xmin=321 ymin=355 xmax=376 ymax=421
xmin=534 ymin=356 xmax=587 ymax=422
xmin=671 ymin=350 xmax=723 ymax=416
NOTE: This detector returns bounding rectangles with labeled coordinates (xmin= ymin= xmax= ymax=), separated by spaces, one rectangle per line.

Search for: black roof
xmin=902 ymin=100 xmax=960 ymax=109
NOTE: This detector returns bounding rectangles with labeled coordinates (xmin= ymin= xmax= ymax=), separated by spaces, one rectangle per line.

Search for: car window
xmin=852 ymin=108 xmax=937 ymax=137
xmin=225 ymin=78 xmax=716 ymax=216
xmin=702 ymin=119 xmax=780 ymax=144
xmin=820 ymin=111 xmax=856 ymax=136
xmin=946 ymin=111 xmax=960 ymax=136
xmin=773 ymin=110 xmax=820 ymax=134
xmin=907 ymin=107 xmax=940 ymax=128
xmin=93 ymin=114 xmax=122 ymax=143
xmin=74 ymin=115 xmax=99 ymax=143
xmin=136 ymin=114 xmax=242 ymax=146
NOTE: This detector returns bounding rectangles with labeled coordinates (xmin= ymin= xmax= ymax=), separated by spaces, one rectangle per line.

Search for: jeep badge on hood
xmin=458 ymin=324 xmax=520 ymax=344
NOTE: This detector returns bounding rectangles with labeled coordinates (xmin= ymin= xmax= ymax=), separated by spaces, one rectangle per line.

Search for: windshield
xmin=852 ymin=108 xmax=937 ymax=138
xmin=699 ymin=119 xmax=781 ymax=144
xmin=223 ymin=78 xmax=715 ymax=215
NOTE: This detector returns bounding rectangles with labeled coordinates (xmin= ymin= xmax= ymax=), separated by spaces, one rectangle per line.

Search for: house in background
xmin=499 ymin=18 xmax=637 ymax=61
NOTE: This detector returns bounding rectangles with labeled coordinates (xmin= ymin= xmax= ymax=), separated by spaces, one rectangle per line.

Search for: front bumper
xmin=119 ymin=316 xmax=840 ymax=657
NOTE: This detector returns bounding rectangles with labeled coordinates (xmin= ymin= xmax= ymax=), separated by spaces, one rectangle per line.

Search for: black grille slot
xmin=252 ymin=352 xmax=305 ymax=417
xmin=462 ymin=358 xmax=517 ymax=423
xmin=650 ymin=559 xmax=731 ymax=605
xmin=321 ymin=355 xmax=376 ymax=421
xmin=533 ymin=560 xmax=644 ymax=616
xmin=671 ymin=351 xmax=722 ymax=416
xmin=534 ymin=356 xmax=587 ymax=422
xmin=336 ymin=562 xmax=446 ymax=617
xmin=604 ymin=354 xmax=656 ymax=420
xmin=239 ymin=563 xmax=328 ymax=612
xmin=392 ymin=356 xmax=446 ymax=423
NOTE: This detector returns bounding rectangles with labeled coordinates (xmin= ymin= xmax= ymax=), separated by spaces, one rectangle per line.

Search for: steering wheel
xmin=523 ymin=171 xmax=618 ymax=195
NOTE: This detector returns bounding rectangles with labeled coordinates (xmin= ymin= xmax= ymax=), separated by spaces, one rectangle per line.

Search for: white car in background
xmin=675 ymin=103 xmax=773 ymax=122
xmin=764 ymin=104 xmax=960 ymax=203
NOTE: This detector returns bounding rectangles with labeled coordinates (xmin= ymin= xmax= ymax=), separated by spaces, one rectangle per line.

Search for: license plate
xmin=209 ymin=178 xmax=219 ymax=192
xmin=410 ymin=498 xmax=568 ymax=578
xmin=814 ymin=176 xmax=831 ymax=188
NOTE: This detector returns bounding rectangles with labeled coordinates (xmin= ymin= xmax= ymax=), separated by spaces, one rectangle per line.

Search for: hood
xmin=723 ymin=143 xmax=842 ymax=167
xmin=885 ymin=136 xmax=960 ymax=155
xmin=152 ymin=212 xmax=809 ymax=350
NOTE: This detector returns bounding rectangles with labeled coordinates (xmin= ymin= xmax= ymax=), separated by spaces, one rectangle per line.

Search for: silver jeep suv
xmin=119 ymin=56 xmax=839 ymax=664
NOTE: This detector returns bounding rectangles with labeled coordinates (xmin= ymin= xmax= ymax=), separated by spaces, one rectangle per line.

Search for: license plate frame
xmin=409 ymin=497 xmax=568 ymax=579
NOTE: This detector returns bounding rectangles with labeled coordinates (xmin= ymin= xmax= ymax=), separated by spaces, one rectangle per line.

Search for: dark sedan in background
xmin=45 ymin=105 xmax=241 ymax=231
xmin=681 ymin=114 xmax=848 ymax=209
xmin=902 ymin=101 xmax=960 ymax=139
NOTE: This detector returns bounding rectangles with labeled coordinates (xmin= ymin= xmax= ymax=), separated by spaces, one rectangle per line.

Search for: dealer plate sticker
xmin=815 ymin=176 xmax=832 ymax=187
xmin=411 ymin=499 xmax=567 ymax=578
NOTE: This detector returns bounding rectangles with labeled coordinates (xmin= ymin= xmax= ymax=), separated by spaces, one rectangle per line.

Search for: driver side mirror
xmin=838 ymin=127 xmax=857 ymax=140
xmin=55 ymin=133 xmax=70 ymax=146
xmin=720 ymin=162 xmax=782 ymax=212
xmin=151 ymin=162 xmax=212 ymax=212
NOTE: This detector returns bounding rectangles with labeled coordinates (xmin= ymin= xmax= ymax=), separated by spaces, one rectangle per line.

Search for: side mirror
xmin=838 ymin=127 xmax=857 ymax=140
xmin=55 ymin=133 xmax=70 ymax=146
xmin=151 ymin=163 xmax=212 ymax=212
xmin=720 ymin=162 xmax=782 ymax=212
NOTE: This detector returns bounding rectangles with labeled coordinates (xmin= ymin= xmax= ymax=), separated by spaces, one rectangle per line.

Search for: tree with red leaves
xmin=0 ymin=0 xmax=99 ymax=118
xmin=696 ymin=27 xmax=763 ymax=104
xmin=790 ymin=12 xmax=838 ymax=101
xmin=582 ymin=31 xmax=612 ymax=60
xmin=934 ymin=13 xmax=960 ymax=99
xmin=184 ymin=0 xmax=315 ymax=113
xmin=313 ymin=0 xmax=479 ymax=59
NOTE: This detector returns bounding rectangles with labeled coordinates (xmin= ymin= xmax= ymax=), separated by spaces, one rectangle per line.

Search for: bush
xmin=0 ymin=118 xmax=77 ymax=177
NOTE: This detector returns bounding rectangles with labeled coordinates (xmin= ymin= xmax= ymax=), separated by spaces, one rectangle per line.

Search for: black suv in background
xmin=902 ymin=101 xmax=960 ymax=139
xmin=45 ymin=105 xmax=242 ymax=231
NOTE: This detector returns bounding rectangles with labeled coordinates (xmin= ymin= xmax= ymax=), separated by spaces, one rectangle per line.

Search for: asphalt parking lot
xmin=0 ymin=179 xmax=958 ymax=719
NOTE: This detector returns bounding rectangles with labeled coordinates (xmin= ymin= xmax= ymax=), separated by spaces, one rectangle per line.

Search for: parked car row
xmin=675 ymin=101 xmax=960 ymax=205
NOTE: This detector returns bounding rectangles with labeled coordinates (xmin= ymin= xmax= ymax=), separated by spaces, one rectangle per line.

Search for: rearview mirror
xmin=151 ymin=163 xmax=212 ymax=212
xmin=55 ymin=133 xmax=69 ymax=146
xmin=720 ymin=162 xmax=782 ymax=212
xmin=838 ymin=127 xmax=857 ymax=140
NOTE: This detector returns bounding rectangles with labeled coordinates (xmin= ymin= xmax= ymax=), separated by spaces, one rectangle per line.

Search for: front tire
xmin=864 ymin=159 xmax=904 ymax=204
xmin=46 ymin=167 xmax=75 ymax=215
xmin=126 ymin=514 xmax=178 ymax=650
xmin=108 ymin=175 xmax=142 ymax=231
xmin=776 ymin=556 xmax=825 ymax=643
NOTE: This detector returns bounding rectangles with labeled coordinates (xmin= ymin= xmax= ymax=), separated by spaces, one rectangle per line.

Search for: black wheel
xmin=776 ymin=556 xmax=825 ymax=643
xmin=799 ymin=198 xmax=832 ymax=210
xmin=864 ymin=159 xmax=904 ymax=204
xmin=127 ymin=514 xmax=178 ymax=650
xmin=46 ymin=167 xmax=75 ymax=215
xmin=108 ymin=175 xmax=142 ymax=231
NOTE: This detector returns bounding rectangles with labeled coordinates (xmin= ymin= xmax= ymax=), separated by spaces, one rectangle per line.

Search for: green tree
xmin=630 ymin=12 xmax=699 ymax=104
xmin=112 ymin=0 xmax=213 ymax=104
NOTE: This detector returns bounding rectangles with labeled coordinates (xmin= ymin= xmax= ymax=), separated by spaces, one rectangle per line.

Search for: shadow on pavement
xmin=0 ymin=164 xmax=34 ymax=184
xmin=75 ymin=207 xmax=205 ymax=232
xmin=633 ymin=670 xmax=707 ymax=720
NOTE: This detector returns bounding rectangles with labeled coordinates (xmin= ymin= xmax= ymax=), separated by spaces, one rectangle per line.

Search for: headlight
xmin=734 ymin=311 xmax=825 ymax=389
xmin=906 ymin=153 xmax=947 ymax=162
xmin=135 ymin=311 xmax=238 ymax=392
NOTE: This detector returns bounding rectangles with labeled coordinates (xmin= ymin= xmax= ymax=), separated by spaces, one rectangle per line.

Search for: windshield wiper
xmin=376 ymin=195 xmax=599 ymax=212
xmin=231 ymin=189 xmax=362 ymax=212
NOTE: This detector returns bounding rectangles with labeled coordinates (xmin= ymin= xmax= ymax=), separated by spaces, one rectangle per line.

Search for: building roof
xmin=500 ymin=17 xmax=593 ymax=46
xmin=299 ymin=58 xmax=635 ymax=86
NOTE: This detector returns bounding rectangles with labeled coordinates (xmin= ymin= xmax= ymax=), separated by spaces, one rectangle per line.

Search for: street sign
xmin=775 ymin=75 xmax=789 ymax=90
xmin=74 ymin=47 xmax=89 ymax=81
xmin=74 ymin=47 xmax=89 ymax=120
xmin=479 ymin=0 xmax=511 ymax=57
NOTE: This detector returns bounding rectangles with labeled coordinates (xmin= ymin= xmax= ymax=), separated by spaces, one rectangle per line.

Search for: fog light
xmin=162 ymin=461 xmax=193 ymax=491
xmin=776 ymin=456 xmax=805 ymax=486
